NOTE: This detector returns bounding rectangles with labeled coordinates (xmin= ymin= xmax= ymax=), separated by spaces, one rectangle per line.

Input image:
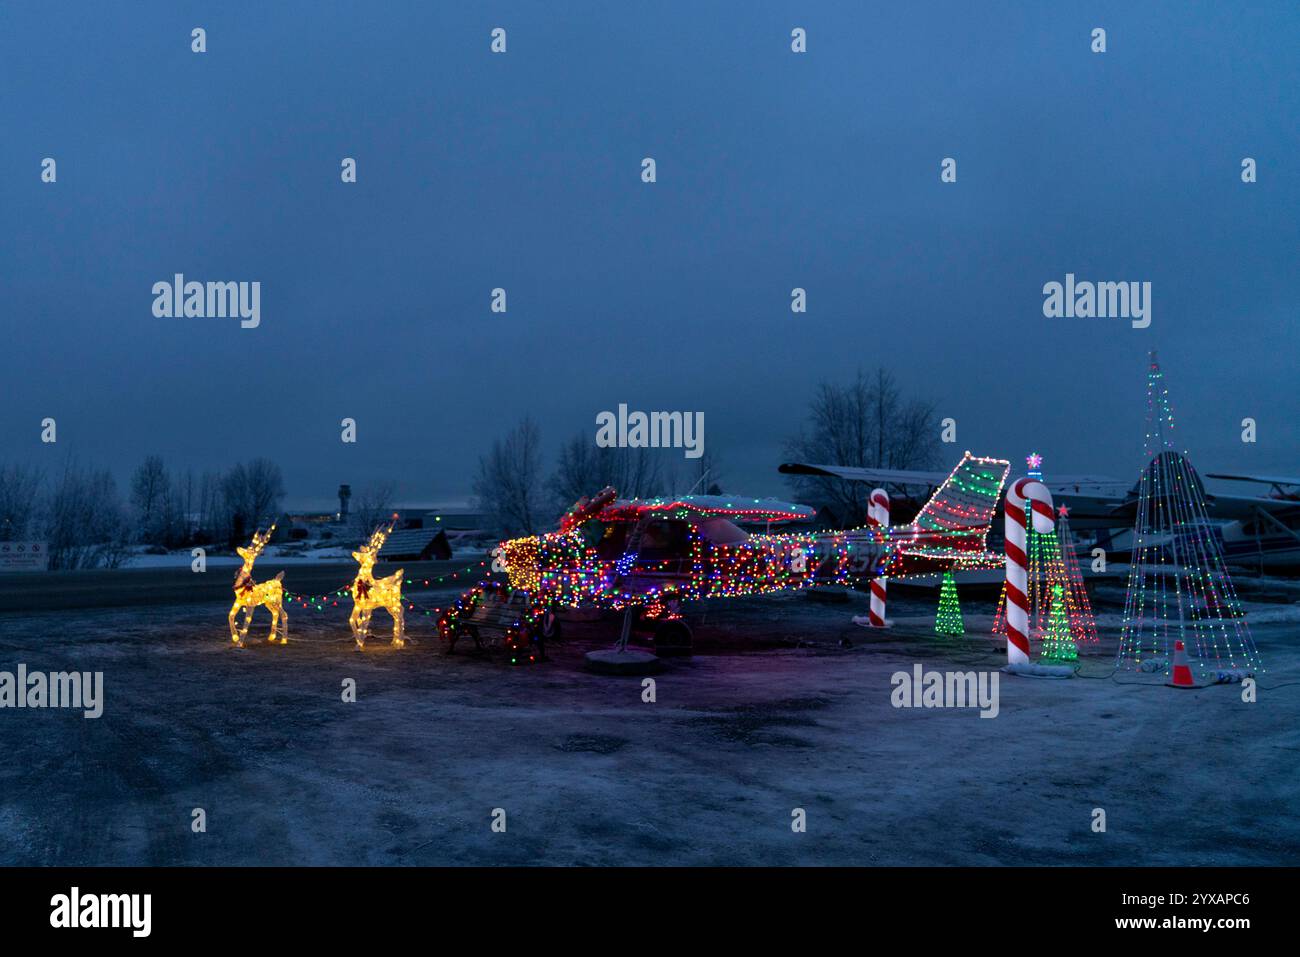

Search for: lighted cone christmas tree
xmin=992 ymin=524 xmax=1069 ymax=637
xmin=992 ymin=453 xmax=1098 ymax=650
xmin=1027 ymin=517 xmax=1066 ymax=638
xmin=991 ymin=579 xmax=1009 ymax=636
xmin=1117 ymin=353 xmax=1262 ymax=678
xmin=1056 ymin=507 xmax=1099 ymax=646
xmin=934 ymin=570 xmax=965 ymax=636
xmin=1038 ymin=583 xmax=1077 ymax=661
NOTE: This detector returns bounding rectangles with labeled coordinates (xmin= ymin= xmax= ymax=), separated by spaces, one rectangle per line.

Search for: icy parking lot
xmin=0 ymin=587 xmax=1296 ymax=866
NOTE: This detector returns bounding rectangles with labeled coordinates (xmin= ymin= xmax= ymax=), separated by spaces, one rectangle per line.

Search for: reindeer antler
xmin=362 ymin=520 xmax=396 ymax=554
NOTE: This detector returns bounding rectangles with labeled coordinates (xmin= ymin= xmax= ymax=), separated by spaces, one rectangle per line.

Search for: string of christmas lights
xmin=284 ymin=560 xmax=491 ymax=608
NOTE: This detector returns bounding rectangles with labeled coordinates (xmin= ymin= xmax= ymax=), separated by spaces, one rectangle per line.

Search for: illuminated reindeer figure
xmin=349 ymin=522 xmax=405 ymax=650
xmin=228 ymin=526 xmax=287 ymax=646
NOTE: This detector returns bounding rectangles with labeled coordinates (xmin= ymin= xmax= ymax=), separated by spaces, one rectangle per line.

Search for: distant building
xmin=377 ymin=526 xmax=452 ymax=562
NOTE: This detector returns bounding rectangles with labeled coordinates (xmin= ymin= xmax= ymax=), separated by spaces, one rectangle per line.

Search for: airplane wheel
xmin=653 ymin=620 xmax=692 ymax=657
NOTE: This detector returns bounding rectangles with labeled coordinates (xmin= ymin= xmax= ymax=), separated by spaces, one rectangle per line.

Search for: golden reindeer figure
xmin=349 ymin=522 xmax=405 ymax=650
xmin=228 ymin=526 xmax=287 ymax=646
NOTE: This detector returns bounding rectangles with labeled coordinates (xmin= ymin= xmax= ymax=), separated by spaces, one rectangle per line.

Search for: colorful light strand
xmin=1117 ymin=353 xmax=1262 ymax=677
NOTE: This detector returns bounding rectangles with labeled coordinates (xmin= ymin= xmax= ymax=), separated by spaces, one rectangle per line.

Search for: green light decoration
xmin=934 ymin=570 xmax=965 ymax=636
xmin=1039 ymin=584 xmax=1078 ymax=661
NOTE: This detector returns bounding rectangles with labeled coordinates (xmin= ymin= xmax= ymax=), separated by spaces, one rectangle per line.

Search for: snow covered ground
xmin=0 ymin=586 xmax=1295 ymax=866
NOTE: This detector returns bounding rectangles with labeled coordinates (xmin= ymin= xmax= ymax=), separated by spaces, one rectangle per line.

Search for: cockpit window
xmin=587 ymin=520 xmax=629 ymax=560
xmin=695 ymin=516 xmax=749 ymax=545
xmin=638 ymin=520 xmax=690 ymax=558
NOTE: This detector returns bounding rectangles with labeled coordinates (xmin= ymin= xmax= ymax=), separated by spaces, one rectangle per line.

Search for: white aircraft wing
xmin=1195 ymin=492 xmax=1300 ymax=521
xmin=781 ymin=462 xmax=1131 ymax=497
xmin=777 ymin=463 xmax=951 ymax=486
xmin=1206 ymin=472 xmax=1300 ymax=488
xmin=1044 ymin=477 xmax=1133 ymax=497
xmin=1054 ymin=488 xmax=1297 ymax=526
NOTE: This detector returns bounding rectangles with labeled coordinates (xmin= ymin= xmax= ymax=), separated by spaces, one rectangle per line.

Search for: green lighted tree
xmin=1039 ymin=583 xmax=1077 ymax=662
xmin=935 ymin=570 xmax=964 ymax=637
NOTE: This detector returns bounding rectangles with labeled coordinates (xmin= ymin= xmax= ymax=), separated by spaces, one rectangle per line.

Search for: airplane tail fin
xmin=910 ymin=453 xmax=1010 ymax=552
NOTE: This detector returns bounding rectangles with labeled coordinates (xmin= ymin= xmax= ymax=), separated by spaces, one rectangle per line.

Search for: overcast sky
xmin=2 ymin=1 xmax=1297 ymax=509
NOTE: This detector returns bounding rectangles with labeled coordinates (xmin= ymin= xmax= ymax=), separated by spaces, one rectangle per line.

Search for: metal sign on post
xmin=0 ymin=542 xmax=49 ymax=572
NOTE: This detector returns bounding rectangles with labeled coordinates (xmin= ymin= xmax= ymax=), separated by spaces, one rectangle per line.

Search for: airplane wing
xmin=778 ymin=463 xmax=952 ymax=487
xmin=601 ymin=495 xmax=815 ymax=524
xmin=1043 ymin=476 xmax=1133 ymax=497
xmin=1043 ymin=491 xmax=1135 ymax=530
xmin=1206 ymin=472 xmax=1300 ymax=488
xmin=1054 ymin=488 xmax=1299 ymax=527
xmin=1193 ymin=493 xmax=1300 ymax=521
xmin=780 ymin=462 xmax=1132 ymax=498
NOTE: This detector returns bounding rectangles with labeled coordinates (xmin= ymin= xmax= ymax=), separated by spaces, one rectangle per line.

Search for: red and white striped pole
xmin=1004 ymin=477 xmax=1054 ymax=664
xmin=867 ymin=488 xmax=889 ymax=627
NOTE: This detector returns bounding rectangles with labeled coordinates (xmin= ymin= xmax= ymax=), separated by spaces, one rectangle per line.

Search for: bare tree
xmin=220 ymin=465 xmax=249 ymax=542
xmin=618 ymin=447 xmax=667 ymax=500
xmin=473 ymin=417 xmax=545 ymax=536
xmin=0 ymin=463 xmax=42 ymax=541
xmin=547 ymin=433 xmax=669 ymax=511
xmin=221 ymin=459 xmax=285 ymax=543
xmin=244 ymin=459 xmax=285 ymax=527
xmin=784 ymin=368 xmax=939 ymax=524
xmin=195 ymin=469 xmax=222 ymax=544
xmin=687 ymin=447 xmax=723 ymax=496
xmin=352 ymin=480 xmax=397 ymax=532
xmin=172 ymin=468 xmax=197 ymax=545
xmin=130 ymin=455 xmax=170 ymax=544
xmin=44 ymin=460 xmax=129 ymax=569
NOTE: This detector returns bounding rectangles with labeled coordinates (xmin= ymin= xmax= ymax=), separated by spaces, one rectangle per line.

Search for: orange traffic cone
xmin=1167 ymin=639 xmax=1196 ymax=688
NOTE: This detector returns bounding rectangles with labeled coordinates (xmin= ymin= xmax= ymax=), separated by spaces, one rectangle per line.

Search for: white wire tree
xmin=1117 ymin=353 xmax=1263 ymax=678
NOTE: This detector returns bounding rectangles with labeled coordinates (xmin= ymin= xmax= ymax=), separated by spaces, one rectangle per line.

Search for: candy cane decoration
xmin=867 ymin=488 xmax=889 ymax=627
xmin=1003 ymin=477 xmax=1054 ymax=664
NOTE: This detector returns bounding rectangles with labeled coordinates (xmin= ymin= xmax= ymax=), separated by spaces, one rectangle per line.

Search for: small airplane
xmin=445 ymin=452 xmax=1012 ymax=655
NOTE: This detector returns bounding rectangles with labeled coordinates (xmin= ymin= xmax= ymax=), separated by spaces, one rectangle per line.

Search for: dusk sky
xmin=3 ymin=1 xmax=1297 ymax=509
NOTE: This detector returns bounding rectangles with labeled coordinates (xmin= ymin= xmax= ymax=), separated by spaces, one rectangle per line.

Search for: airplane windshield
xmin=695 ymin=516 xmax=749 ymax=545
xmin=639 ymin=520 xmax=689 ymax=556
xmin=583 ymin=520 xmax=629 ymax=560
